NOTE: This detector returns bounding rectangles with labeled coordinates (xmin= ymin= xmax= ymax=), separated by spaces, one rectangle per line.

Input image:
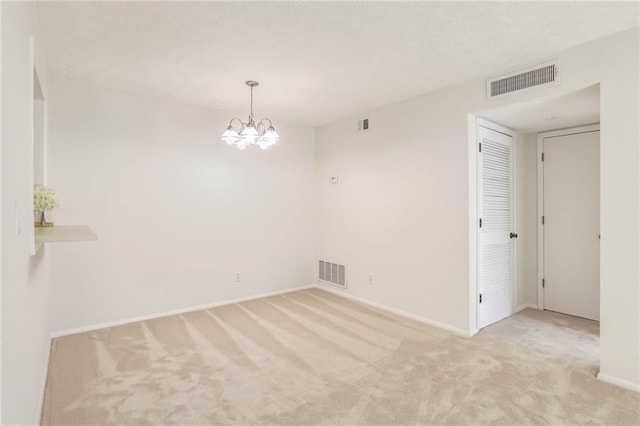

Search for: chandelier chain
xmin=250 ymin=85 xmax=254 ymax=120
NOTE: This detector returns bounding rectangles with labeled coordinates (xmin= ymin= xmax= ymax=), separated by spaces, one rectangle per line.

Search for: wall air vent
xmin=318 ymin=260 xmax=346 ymax=288
xmin=357 ymin=118 xmax=369 ymax=131
xmin=487 ymin=60 xmax=559 ymax=100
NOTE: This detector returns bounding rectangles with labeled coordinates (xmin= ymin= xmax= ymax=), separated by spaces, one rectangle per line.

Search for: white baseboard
xmin=50 ymin=285 xmax=315 ymax=339
xmin=36 ymin=336 xmax=52 ymax=424
xmin=515 ymin=303 xmax=539 ymax=313
xmin=597 ymin=372 xmax=640 ymax=392
xmin=315 ymin=284 xmax=471 ymax=337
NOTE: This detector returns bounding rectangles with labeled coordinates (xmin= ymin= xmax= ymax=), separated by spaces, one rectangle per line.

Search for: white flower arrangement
xmin=34 ymin=185 xmax=62 ymax=212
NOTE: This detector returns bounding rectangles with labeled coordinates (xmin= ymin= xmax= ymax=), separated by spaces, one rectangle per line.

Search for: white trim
xmin=467 ymin=114 xmax=479 ymax=334
xmin=511 ymin=131 xmax=518 ymax=314
xmin=28 ymin=36 xmax=36 ymax=256
xmin=515 ymin=303 xmax=538 ymax=313
xmin=477 ymin=117 xmax=513 ymax=136
xmin=597 ymin=372 xmax=640 ymax=393
xmin=0 ymin=2 xmax=3 ymax=421
xmin=36 ymin=337 xmax=52 ymax=424
xmin=316 ymin=284 xmax=472 ymax=337
xmin=537 ymin=124 xmax=600 ymax=140
xmin=536 ymin=135 xmax=545 ymax=309
xmin=536 ymin=124 xmax=600 ymax=311
xmin=50 ymin=285 xmax=315 ymax=338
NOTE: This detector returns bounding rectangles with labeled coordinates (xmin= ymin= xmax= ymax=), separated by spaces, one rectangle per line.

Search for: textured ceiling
xmin=37 ymin=2 xmax=639 ymax=126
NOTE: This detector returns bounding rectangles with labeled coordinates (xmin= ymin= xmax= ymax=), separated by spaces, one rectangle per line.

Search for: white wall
xmin=316 ymin=27 xmax=640 ymax=387
xmin=316 ymin=82 xmax=476 ymax=335
xmin=1 ymin=3 xmax=3 ymax=422
xmin=1 ymin=2 xmax=53 ymax=424
xmin=593 ymin=28 xmax=640 ymax=390
xmin=47 ymin=81 xmax=316 ymax=332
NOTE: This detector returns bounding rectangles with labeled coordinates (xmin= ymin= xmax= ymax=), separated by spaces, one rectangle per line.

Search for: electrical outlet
xmin=234 ymin=271 xmax=241 ymax=283
xmin=368 ymin=274 xmax=374 ymax=285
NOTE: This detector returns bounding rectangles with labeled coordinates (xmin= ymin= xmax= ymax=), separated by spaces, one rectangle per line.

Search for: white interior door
xmin=543 ymin=129 xmax=600 ymax=320
xmin=477 ymin=121 xmax=514 ymax=329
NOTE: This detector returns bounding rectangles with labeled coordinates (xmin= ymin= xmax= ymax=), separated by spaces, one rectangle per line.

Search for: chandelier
xmin=221 ymin=80 xmax=280 ymax=150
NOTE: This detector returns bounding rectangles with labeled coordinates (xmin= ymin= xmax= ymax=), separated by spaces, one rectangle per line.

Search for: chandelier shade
xmin=221 ymin=81 xmax=280 ymax=150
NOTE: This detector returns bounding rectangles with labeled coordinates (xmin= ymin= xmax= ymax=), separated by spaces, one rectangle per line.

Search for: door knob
xmin=510 ymin=232 xmax=518 ymax=239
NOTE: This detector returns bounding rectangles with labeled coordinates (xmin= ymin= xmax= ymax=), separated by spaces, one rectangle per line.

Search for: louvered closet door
xmin=478 ymin=123 xmax=514 ymax=329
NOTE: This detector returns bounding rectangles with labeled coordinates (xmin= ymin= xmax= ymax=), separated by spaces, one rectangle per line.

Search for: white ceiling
xmin=480 ymin=84 xmax=600 ymax=133
xmin=36 ymin=2 xmax=639 ymax=127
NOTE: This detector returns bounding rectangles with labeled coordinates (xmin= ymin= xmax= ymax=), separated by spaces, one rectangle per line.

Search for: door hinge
xmin=542 ymin=278 xmax=545 ymax=289
xmin=541 ymin=152 xmax=545 ymax=162
xmin=479 ymin=218 xmax=482 ymax=228
xmin=479 ymin=294 xmax=483 ymax=303
xmin=542 ymin=216 xmax=545 ymax=225
xmin=479 ymin=143 xmax=482 ymax=153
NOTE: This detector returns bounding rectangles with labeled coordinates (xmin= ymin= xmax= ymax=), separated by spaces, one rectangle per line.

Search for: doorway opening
xmin=469 ymin=84 xmax=601 ymax=333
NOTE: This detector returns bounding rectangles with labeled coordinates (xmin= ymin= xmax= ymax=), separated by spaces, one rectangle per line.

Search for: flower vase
xmin=35 ymin=211 xmax=53 ymax=227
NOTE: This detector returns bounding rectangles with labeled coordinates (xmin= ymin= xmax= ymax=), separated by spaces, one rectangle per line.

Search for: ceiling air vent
xmin=319 ymin=260 xmax=346 ymax=289
xmin=357 ymin=118 xmax=369 ymax=132
xmin=487 ymin=60 xmax=559 ymax=100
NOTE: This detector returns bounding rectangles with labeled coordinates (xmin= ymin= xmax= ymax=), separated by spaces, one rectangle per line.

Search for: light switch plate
xmin=14 ymin=201 xmax=22 ymax=235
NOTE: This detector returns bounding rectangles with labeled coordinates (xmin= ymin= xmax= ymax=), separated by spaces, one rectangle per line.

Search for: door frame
xmin=474 ymin=117 xmax=517 ymax=330
xmin=536 ymin=124 xmax=601 ymax=309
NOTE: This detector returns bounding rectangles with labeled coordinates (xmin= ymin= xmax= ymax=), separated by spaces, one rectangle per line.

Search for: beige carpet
xmin=42 ymin=288 xmax=640 ymax=425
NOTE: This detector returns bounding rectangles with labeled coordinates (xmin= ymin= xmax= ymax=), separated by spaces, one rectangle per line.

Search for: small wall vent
xmin=357 ymin=118 xmax=369 ymax=131
xmin=487 ymin=60 xmax=559 ymax=99
xmin=318 ymin=260 xmax=346 ymax=288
